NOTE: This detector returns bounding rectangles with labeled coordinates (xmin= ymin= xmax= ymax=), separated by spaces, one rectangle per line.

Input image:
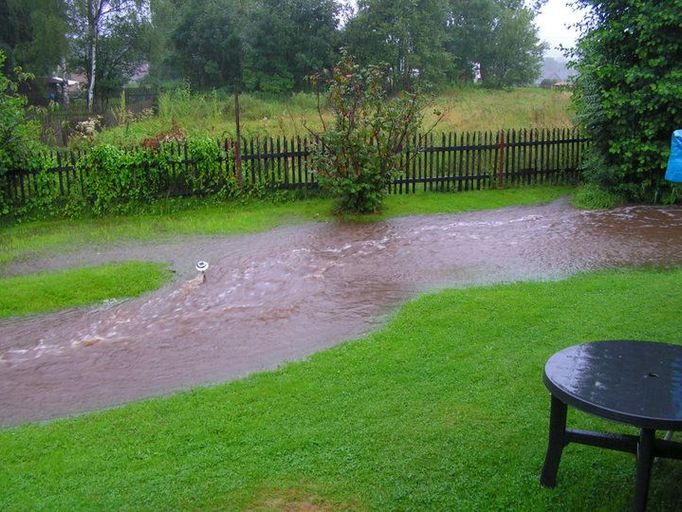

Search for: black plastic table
xmin=540 ymin=340 xmax=682 ymax=511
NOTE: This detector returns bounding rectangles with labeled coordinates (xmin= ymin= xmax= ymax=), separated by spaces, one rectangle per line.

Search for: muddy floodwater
xmin=1 ymin=199 xmax=681 ymax=426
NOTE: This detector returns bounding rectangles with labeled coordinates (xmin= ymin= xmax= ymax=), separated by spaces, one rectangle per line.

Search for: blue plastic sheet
xmin=665 ymin=129 xmax=682 ymax=183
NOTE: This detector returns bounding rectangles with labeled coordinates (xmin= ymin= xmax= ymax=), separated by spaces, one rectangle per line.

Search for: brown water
xmin=1 ymin=199 xmax=681 ymax=426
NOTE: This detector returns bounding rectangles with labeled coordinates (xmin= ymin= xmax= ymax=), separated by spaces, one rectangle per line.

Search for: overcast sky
xmin=535 ymin=0 xmax=587 ymax=59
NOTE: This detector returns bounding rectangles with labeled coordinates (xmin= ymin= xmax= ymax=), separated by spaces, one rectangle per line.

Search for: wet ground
xmin=1 ymin=198 xmax=681 ymax=426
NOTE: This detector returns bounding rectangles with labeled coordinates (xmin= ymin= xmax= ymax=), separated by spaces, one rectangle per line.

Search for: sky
xmin=535 ymin=0 xmax=587 ymax=59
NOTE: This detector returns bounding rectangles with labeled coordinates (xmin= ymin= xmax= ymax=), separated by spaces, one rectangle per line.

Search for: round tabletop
xmin=544 ymin=340 xmax=682 ymax=430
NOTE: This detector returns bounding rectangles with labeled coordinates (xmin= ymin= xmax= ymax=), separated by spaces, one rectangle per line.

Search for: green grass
xmin=0 ymin=186 xmax=574 ymax=265
xmin=573 ymin=184 xmax=624 ymax=209
xmin=0 ymin=262 xmax=172 ymax=318
xmin=95 ymin=87 xmax=575 ymax=146
xmin=1 ymin=268 xmax=680 ymax=510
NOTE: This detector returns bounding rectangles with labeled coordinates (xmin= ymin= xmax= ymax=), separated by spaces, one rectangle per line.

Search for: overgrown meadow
xmin=93 ymin=87 xmax=574 ymax=146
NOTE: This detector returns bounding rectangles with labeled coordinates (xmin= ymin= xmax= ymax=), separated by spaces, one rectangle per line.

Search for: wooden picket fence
xmin=3 ymin=128 xmax=589 ymax=206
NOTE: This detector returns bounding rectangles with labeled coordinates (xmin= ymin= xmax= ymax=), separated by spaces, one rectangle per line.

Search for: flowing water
xmin=1 ymin=199 xmax=681 ymax=426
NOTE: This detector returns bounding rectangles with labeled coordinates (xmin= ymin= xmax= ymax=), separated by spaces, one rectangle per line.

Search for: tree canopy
xmin=0 ymin=0 xmax=68 ymax=76
xmin=343 ymin=0 xmax=452 ymax=90
xmin=1 ymin=0 xmax=549 ymax=107
xmin=168 ymin=0 xmax=545 ymax=92
xmin=447 ymin=0 xmax=545 ymax=87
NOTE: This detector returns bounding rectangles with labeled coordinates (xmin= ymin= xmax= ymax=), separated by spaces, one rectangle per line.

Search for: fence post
xmin=234 ymin=89 xmax=243 ymax=187
xmin=496 ymin=130 xmax=506 ymax=189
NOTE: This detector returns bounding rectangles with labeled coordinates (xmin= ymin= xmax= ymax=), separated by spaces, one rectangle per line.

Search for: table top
xmin=544 ymin=340 xmax=682 ymax=430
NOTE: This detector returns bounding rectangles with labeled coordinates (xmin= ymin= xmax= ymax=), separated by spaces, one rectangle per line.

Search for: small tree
xmin=308 ymin=54 xmax=424 ymax=213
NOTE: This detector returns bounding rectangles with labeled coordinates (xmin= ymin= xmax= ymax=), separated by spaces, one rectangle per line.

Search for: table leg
xmin=633 ymin=428 xmax=655 ymax=512
xmin=540 ymin=394 xmax=567 ymax=487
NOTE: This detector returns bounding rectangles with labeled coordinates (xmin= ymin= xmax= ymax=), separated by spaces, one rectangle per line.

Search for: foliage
xmin=0 ymin=261 xmax=171 ymax=318
xmin=146 ymin=0 xmax=185 ymax=84
xmin=0 ymin=0 xmax=68 ymax=77
xmin=78 ymin=137 xmax=239 ymax=215
xmin=571 ymin=0 xmax=682 ymax=203
xmin=573 ymin=183 xmax=623 ymax=209
xmin=309 ymin=54 xmax=425 ymax=214
xmin=2 ymin=133 xmax=297 ymax=221
xmin=1 ymin=268 xmax=680 ymax=509
xmin=343 ymin=0 xmax=453 ymax=91
xmin=70 ymin=5 xmax=151 ymax=102
xmin=344 ymin=0 xmax=545 ymax=89
xmin=66 ymin=0 xmax=150 ymax=111
xmin=0 ymin=51 xmax=45 ymax=216
xmin=172 ymin=0 xmax=247 ymax=89
xmin=168 ymin=0 xmax=545 ymax=93
xmin=171 ymin=0 xmax=339 ymax=94
xmin=446 ymin=0 xmax=546 ymax=87
xmin=243 ymin=0 xmax=339 ymax=94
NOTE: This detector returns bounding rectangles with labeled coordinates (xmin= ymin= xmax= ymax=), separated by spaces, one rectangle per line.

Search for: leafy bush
xmin=571 ymin=0 xmax=682 ymax=203
xmin=80 ymin=137 xmax=240 ymax=215
xmin=309 ymin=54 xmax=424 ymax=213
xmin=1 ymin=133 xmax=294 ymax=222
xmin=0 ymin=50 xmax=45 ymax=216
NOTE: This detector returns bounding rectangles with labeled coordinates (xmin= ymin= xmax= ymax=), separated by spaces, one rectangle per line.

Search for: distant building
xmin=127 ymin=63 xmax=150 ymax=87
xmin=551 ymin=81 xmax=571 ymax=91
xmin=45 ymin=74 xmax=84 ymax=103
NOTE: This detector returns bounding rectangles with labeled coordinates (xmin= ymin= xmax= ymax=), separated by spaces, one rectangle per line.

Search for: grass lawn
xmin=1 ymin=268 xmax=680 ymax=510
xmin=0 ymin=262 xmax=171 ymax=318
xmin=0 ymin=185 xmax=574 ymax=266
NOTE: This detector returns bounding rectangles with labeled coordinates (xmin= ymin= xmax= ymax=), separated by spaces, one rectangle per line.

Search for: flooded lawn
xmin=1 ymin=198 xmax=681 ymax=426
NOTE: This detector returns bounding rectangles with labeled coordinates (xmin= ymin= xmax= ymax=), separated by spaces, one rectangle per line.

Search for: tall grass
xmin=95 ymin=87 xmax=574 ymax=146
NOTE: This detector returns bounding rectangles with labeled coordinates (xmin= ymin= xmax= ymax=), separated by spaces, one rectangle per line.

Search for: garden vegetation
xmin=572 ymin=0 xmax=682 ymax=203
xmin=309 ymin=54 xmax=426 ymax=213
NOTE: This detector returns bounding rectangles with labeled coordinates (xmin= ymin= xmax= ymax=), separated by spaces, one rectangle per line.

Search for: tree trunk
xmin=86 ymin=0 xmax=99 ymax=113
xmin=60 ymin=57 xmax=70 ymax=108
xmin=86 ymin=32 xmax=97 ymax=112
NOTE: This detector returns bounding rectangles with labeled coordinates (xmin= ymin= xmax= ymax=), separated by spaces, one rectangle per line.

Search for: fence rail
xmin=3 ymin=128 xmax=589 ymax=207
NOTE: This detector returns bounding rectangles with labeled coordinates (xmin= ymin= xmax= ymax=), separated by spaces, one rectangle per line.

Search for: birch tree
xmin=67 ymin=0 xmax=147 ymax=112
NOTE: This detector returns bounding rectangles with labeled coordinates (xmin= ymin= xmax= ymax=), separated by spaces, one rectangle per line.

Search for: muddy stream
xmin=1 ymin=199 xmax=681 ymax=426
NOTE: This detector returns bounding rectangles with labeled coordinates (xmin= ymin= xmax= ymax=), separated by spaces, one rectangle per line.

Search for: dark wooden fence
xmin=3 ymin=128 xmax=589 ymax=206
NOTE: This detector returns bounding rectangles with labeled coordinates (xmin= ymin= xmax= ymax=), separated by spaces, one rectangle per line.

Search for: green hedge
xmin=1 ymin=136 xmax=282 ymax=221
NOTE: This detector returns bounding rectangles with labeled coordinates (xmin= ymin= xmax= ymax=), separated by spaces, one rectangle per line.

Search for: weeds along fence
xmin=35 ymin=88 xmax=158 ymax=146
xmin=3 ymin=128 xmax=589 ymax=214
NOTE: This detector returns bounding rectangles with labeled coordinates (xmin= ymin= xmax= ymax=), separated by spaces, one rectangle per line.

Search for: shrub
xmin=1 ymin=129 xmax=300 ymax=222
xmin=79 ymin=137 xmax=240 ymax=215
xmin=308 ymin=53 xmax=424 ymax=213
xmin=0 ymin=50 xmax=45 ymax=216
xmin=571 ymin=0 xmax=682 ymax=203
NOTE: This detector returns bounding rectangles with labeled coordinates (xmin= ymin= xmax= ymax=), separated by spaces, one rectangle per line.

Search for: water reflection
xmin=546 ymin=341 xmax=682 ymax=422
